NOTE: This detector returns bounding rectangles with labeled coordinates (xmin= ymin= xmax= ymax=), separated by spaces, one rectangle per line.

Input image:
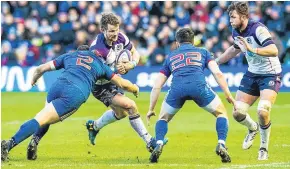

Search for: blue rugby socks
xmin=9 ymin=119 xmax=40 ymax=151
xmin=155 ymin=120 xmax=168 ymax=144
xmin=216 ymin=117 xmax=228 ymax=145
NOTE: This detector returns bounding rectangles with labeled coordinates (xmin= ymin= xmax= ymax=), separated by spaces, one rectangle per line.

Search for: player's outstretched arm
xmin=147 ymin=73 xmax=168 ymax=123
xmin=215 ymin=45 xmax=241 ymax=65
xmin=31 ymin=61 xmax=55 ymax=86
xmin=110 ymin=75 xmax=139 ymax=97
xmin=208 ymin=61 xmax=236 ymax=108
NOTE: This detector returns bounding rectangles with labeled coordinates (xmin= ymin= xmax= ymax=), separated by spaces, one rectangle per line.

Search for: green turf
xmin=1 ymin=92 xmax=290 ymax=169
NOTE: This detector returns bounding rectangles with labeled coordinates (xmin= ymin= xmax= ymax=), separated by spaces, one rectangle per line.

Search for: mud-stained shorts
xmin=92 ymin=83 xmax=124 ymax=107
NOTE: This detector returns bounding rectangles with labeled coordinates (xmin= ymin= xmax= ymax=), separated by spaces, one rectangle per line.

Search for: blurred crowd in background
xmin=1 ymin=1 xmax=290 ymax=67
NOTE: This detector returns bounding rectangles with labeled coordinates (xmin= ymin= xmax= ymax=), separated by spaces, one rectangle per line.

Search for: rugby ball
xmin=116 ymin=49 xmax=132 ymax=63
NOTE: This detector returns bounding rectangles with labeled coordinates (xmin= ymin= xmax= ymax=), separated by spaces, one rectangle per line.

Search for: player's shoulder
xmin=91 ymin=33 xmax=105 ymax=47
xmin=117 ymin=32 xmax=130 ymax=44
xmin=249 ymin=21 xmax=268 ymax=32
xmin=90 ymin=33 xmax=107 ymax=57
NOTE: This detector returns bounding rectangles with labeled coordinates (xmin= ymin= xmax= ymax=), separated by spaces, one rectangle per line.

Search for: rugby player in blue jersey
xmin=216 ymin=2 xmax=282 ymax=160
xmin=1 ymin=45 xmax=139 ymax=162
xmin=146 ymin=28 xmax=236 ymax=163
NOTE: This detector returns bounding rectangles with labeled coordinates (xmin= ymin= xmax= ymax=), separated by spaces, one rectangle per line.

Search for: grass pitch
xmin=1 ymin=92 xmax=290 ymax=169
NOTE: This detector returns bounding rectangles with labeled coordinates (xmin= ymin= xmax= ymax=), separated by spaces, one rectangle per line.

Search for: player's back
xmin=162 ymin=44 xmax=213 ymax=85
xmin=53 ymin=50 xmax=114 ymax=99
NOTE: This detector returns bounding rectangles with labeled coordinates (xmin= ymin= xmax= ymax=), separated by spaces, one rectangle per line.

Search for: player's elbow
xmin=273 ymin=46 xmax=278 ymax=56
xmin=213 ymin=71 xmax=224 ymax=80
xmin=267 ymin=44 xmax=278 ymax=56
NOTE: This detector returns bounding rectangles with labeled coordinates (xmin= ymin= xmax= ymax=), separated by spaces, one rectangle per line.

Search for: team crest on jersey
xmin=114 ymin=44 xmax=124 ymax=53
xmin=268 ymin=80 xmax=275 ymax=86
xmin=247 ymin=38 xmax=252 ymax=44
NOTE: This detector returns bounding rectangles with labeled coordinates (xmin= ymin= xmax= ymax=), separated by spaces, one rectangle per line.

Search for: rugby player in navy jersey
xmin=216 ymin=2 xmax=282 ymax=160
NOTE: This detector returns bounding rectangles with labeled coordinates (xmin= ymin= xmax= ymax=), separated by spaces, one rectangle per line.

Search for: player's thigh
xmin=235 ymin=90 xmax=259 ymax=106
xmin=47 ymin=82 xmax=85 ymax=122
xmin=34 ymin=102 xmax=60 ymax=126
xmin=165 ymin=88 xmax=185 ymax=110
xmin=260 ymin=89 xmax=278 ymax=105
xmin=238 ymin=73 xmax=260 ymax=99
xmin=159 ymin=101 xmax=180 ymax=122
xmin=92 ymin=83 xmax=123 ymax=107
xmin=111 ymin=93 xmax=137 ymax=110
xmin=259 ymin=75 xmax=281 ymax=104
xmin=200 ymin=94 xmax=227 ymax=117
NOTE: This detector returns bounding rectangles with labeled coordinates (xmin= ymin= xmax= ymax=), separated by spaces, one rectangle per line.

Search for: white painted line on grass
xmin=219 ymin=162 xmax=290 ymax=169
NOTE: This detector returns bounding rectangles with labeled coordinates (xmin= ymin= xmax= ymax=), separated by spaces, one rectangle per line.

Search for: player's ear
xmin=241 ymin=15 xmax=247 ymax=21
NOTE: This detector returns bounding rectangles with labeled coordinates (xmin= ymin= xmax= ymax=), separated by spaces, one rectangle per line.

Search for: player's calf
xmin=257 ymin=100 xmax=272 ymax=155
xmin=233 ymin=101 xmax=259 ymax=149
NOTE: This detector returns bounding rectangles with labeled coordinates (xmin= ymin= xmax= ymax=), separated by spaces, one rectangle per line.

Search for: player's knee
xmin=203 ymin=96 xmax=227 ymax=117
xmin=159 ymin=113 xmax=174 ymax=122
xmin=122 ymin=100 xmax=136 ymax=110
xmin=233 ymin=101 xmax=249 ymax=122
xmin=257 ymin=100 xmax=271 ymax=118
xmin=213 ymin=104 xmax=227 ymax=117
xmin=117 ymin=110 xmax=128 ymax=119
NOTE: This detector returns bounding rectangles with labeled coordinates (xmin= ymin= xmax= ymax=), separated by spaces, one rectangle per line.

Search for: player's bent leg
xmin=257 ymin=89 xmax=277 ymax=160
xmin=27 ymin=100 xmax=51 ymax=160
xmin=235 ymin=90 xmax=259 ymax=150
xmin=2 ymin=103 xmax=59 ymax=162
xmin=86 ymin=107 xmax=122 ymax=145
xmin=27 ymin=125 xmax=50 ymax=160
xmin=202 ymin=96 xmax=231 ymax=163
xmin=113 ymin=94 xmax=153 ymax=146
xmin=150 ymin=101 xmax=178 ymax=163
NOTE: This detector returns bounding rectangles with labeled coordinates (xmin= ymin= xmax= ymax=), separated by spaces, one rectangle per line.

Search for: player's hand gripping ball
xmin=116 ymin=49 xmax=132 ymax=74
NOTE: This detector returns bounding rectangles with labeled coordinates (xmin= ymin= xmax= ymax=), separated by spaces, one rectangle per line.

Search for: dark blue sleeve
xmin=232 ymin=30 xmax=240 ymax=49
xmin=159 ymin=58 xmax=171 ymax=77
xmin=53 ymin=53 xmax=67 ymax=70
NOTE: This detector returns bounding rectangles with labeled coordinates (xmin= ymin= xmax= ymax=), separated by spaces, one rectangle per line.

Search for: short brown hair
xmin=100 ymin=13 xmax=120 ymax=30
xmin=175 ymin=28 xmax=194 ymax=43
xmin=227 ymin=2 xmax=249 ymax=18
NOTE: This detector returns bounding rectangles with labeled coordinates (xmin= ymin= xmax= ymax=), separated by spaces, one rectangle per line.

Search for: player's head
xmin=175 ymin=28 xmax=194 ymax=47
xmin=77 ymin=45 xmax=89 ymax=51
xmin=227 ymin=2 xmax=249 ymax=29
xmin=100 ymin=13 xmax=120 ymax=42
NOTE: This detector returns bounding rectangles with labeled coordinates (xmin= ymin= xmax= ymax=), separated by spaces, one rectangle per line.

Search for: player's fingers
xmin=146 ymin=117 xmax=150 ymax=126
